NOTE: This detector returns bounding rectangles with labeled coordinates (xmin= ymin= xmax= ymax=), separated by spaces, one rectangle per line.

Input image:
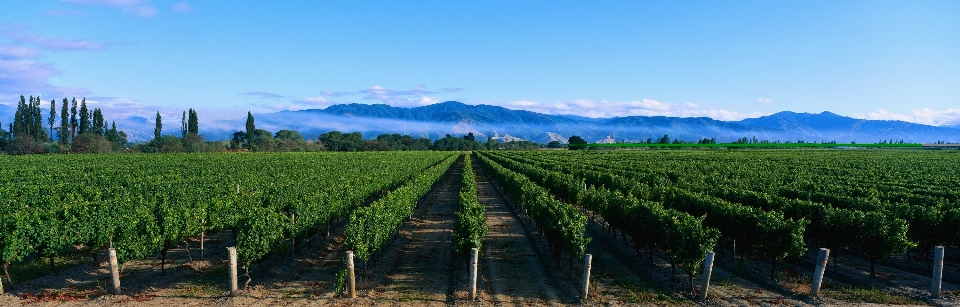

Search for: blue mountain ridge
xmin=193 ymin=101 xmax=960 ymax=144
xmin=6 ymin=101 xmax=958 ymax=143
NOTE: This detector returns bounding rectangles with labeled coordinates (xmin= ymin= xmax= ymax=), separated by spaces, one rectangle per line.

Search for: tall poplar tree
xmin=180 ymin=111 xmax=187 ymax=137
xmin=70 ymin=98 xmax=78 ymax=138
xmin=154 ymin=112 xmax=162 ymax=140
xmin=13 ymin=95 xmax=26 ymax=138
xmin=78 ymin=99 xmax=89 ymax=134
xmin=92 ymin=108 xmax=104 ymax=135
xmin=59 ymin=98 xmax=69 ymax=145
xmin=32 ymin=96 xmax=45 ymax=141
xmin=245 ymin=111 xmax=255 ymax=148
xmin=188 ymin=109 xmax=198 ymax=135
xmin=48 ymin=99 xmax=56 ymax=142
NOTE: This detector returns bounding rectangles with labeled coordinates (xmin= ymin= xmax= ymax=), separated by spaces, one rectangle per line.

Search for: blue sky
xmin=1 ymin=1 xmax=958 ymax=125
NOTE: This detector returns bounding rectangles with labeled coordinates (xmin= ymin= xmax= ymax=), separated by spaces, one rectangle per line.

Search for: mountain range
xmin=2 ymin=102 xmax=958 ymax=143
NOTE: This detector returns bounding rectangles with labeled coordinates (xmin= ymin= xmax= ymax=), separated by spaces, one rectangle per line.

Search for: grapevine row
xmin=451 ymin=153 xmax=488 ymax=256
xmin=343 ymin=153 xmax=459 ymax=262
xmin=476 ymin=153 xmax=590 ymax=260
xmin=478 ymin=152 xmax=719 ymax=280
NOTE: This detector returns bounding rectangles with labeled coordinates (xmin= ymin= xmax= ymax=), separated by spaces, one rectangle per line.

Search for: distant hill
xmin=9 ymin=101 xmax=958 ymax=143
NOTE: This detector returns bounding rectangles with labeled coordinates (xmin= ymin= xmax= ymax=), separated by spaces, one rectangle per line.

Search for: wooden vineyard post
xmin=236 ymin=184 xmax=240 ymax=194
xmin=933 ymin=246 xmax=944 ymax=299
xmin=228 ymin=247 xmax=238 ymax=297
xmin=347 ymin=251 xmax=356 ymax=298
xmin=0 ymin=271 xmax=4 ymax=295
xmin=108 ymin=248 xmax=121 ymax=295
xmin=199 ymin=231 xmax=204 ymax=261
xmin=699 ymin=251 xmax=715 ymax=300
xmin=582 ymin=254 xmax=592 ymax=301
xmin=470 ymin=248 xmax=478 ymax=300
xmin=290 ymin=213 xmax=296 ymax=260
xmin=811 ymin=248 xmax=830 ymax=297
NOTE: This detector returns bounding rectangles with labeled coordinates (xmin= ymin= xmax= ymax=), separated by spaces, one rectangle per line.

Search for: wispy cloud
xmin=294 ymin=96 xmax=335 ymax=107
xmin=0 ymin=23 xmax=104 ymax=51
xmin=757 ymin=97 xmax=773 ymax=104
xmin=61 ymin=0 xmax=157 ymax=17
xmin=0 ymin=50 xmax=91 ymax=103
xmin=240 ymin=91 xmax=336 ymax=112
xmin=500 ymin=99 xmax=765 ymax=121
xmin=0 ymin=45 xmax=39 ymax=59
xmin=84 ymin=96 xmax=166 ymax=119
xmin=852 ymin=108 xmax=960 ymax=126
xmin=0 ymin=24 xmax=105 ymax=103
xmin=358 ymin=85 xmax=443 ymax=107
xmin=172 ymin=2 xmax=192 ymax=12
xmin=45 ymin=10 xmax=87 ymax=17
xmin=243 ymin=91 xmax=286 ymax=99
xmin=321 ymin=90 xmax=355 ymax=97
xmin=269 ymin=85 xmax=463 ymax=110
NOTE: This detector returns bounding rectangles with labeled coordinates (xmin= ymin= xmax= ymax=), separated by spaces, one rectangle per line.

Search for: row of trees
xmin=0 ymin=96 xmax=128 ymax=154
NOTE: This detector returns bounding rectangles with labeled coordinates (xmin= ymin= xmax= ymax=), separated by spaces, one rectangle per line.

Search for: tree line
xmin=0 ymin=96 xmax=127 ymax=154
xmin=0 ymin=97 xmax=575 ymax=154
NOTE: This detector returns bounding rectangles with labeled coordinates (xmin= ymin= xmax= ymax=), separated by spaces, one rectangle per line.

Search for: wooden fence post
xmin=199 ymin=231 xmax=204 ymax=261
xmin=108 ymin=248 xmax=121 ymax=295
xmin=699 ymin=251 xmax=715 ymax=300
xmin=470 ymin=248 xmax=479 ymax=300
xmin=347 ymin=251 xmax=356 ymax=298
xmin=228 ymin=247 xmax=238 ymax=297
xmin=933 ymin=246 xmax=944 ymax=299
xmin=582 ymin=254 xmax=592 ymax=301
xmin=811 ymin=248 xmax=830 ymax=297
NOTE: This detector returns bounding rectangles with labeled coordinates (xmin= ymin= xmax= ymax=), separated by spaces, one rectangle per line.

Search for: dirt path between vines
xmin=349 ymin=154 xmax=464 ymax=306
xmin=468 ymin=154 xmax=576 ymax=306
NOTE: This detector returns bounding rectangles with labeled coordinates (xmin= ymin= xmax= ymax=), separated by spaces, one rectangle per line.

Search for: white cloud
xmin=358 ymin=85 xmax=440 ymax=107
xmin=852 ymin=108 xmax=960 ymax=126
xmin=0 ymin=24 xmax=103 ymax=51
xmin=63 ymin=0 xmax=143 ymax=5
xmin=321 ymin=90 xmax=355 ymax=97
xmin=44 ymin=10 xmax=87 ymax=17
xmin=0 ymin=45 xmax=39 ymax=59
xmin=0 ymin=25 xmax=107 ymax=102
xmin=172 ymin=2 xmax=192 ymax=12
xmin=243 ymin=91 xmax=286 ymax=99
xmin=134 ymin=6 xmax=157 ymax=17
xmin=757 ymin=97 xmax=773 ymax=104
xmin=83 ymin=97 xmax=165 ymax=119
xmin=61 ymin=0 xmax=157 ymax=17
xmin=295 ymin=96 xmax=333 ymax=107
xmin=500 ymin=98 xmax=764 ymax=121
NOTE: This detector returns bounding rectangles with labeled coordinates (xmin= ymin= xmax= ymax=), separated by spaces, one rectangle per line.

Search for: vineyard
xmin=0 ymin=149 xmax=957 ymax=306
